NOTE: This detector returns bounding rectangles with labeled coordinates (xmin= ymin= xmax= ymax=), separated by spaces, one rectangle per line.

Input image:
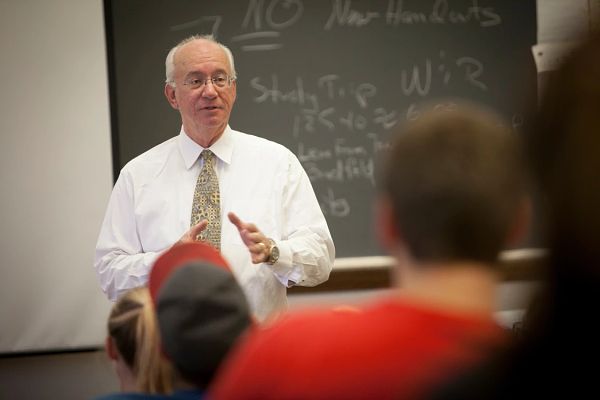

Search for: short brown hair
xmin=380 ymin=103 xmax=527 ymax=263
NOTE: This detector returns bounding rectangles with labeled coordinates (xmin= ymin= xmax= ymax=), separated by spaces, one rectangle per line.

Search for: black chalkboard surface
xmin=105 ymin=0 xmax=537 ymax=258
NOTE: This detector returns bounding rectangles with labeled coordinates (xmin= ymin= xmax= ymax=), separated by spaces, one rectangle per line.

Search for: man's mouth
xmin=202 ymin=106 xmax=220 ymax=110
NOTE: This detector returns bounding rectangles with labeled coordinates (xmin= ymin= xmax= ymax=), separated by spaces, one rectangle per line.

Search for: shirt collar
xmin=178 ymin=125 xmax=234 ymax=169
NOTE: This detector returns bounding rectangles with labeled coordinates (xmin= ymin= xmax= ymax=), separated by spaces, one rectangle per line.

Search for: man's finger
xmin=229 ymin=211 xmax=261 ymax=232
xmin=252 ymin=242 xmax=267 ymax=254
xmin=239 ymin=229 xmax=255 ymax=247
xmin=245 ymin=231 xmax=264 ymax=243
xmin=190 ymin=220 xmax=208 ymax=237
xmin=227 ymin=211 xmax=244 ymax=230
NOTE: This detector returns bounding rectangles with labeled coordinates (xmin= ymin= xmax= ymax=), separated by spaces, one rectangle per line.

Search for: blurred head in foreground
xmin=377 ymin=102 xmax=529 ymax=272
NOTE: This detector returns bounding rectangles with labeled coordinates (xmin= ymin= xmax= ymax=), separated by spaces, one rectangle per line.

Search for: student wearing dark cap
xmin=97 ymin=242 xmax=253 ymax=399
xmin=149 ymin=242 xmax=253 ymax=395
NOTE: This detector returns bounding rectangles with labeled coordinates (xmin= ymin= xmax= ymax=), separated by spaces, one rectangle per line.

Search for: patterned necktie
xmin=190 ymin=150 xmax=221 ymax=249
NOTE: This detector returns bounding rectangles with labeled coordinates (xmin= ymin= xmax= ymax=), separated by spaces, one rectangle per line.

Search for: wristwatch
xmin=266 ymin=238 xmax=280 ymax=265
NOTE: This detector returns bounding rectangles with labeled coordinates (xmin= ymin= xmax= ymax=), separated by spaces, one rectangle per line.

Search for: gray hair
xmin=165 ymin=34 xmax=237 ymax=87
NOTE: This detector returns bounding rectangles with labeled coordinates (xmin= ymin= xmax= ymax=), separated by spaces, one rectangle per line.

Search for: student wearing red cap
xmin=97 ymin=242 xmax=252 ymax=400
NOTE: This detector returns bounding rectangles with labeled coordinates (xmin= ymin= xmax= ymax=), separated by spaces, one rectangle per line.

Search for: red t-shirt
xmin=210 ymin=298 xmax=507 ymax=400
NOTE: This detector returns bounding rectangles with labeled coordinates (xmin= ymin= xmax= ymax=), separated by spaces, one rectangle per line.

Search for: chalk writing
xmin=251 ymin=74 xmax=379 ymax=109
xmin=318 ymin=75 xmax=377 ymax=108
xmin=385 ymin=0 xmax=501 ymax=27
xmin=235 ymin=0 xmax=303 ymax=50
xmin=335 ymin=138 xmax=368 ymax=157
xmin=324 ymin=0 xmax=502 ymax=30
xmin=320 ymin=188 xmax=351 ymax=218
xmin=243 ymin=0 xmax=304 ymax=30
xmin=373 ymin=108 xmax=398 ymax=130
xmin=298 ymin=143 xmax=333 ymax=162
xmin=170 ymin=16 xmax=222 ymax=37
xmin=251 ymin=75 xmax=319 ymax=109
xmin=400 ymin=53 xmax=488 ymax=96
xmin=406 ymin=101 xmax=458 ymax=121
xmin=402 ymin=59 xmax=432 ymax=96
xmin=367 ymin=133 xmax=392 ymax=154
xmin=325 ymin=0 xmax=381 ymax=30
xmin=305 ymin=157 xmax=375 ymax=186
xmin=231 ymin=31 xmax=283 ymax=51
xmin=292 ymin=107 xmax=400 ymax=137
xmin=456 ymin=56 xmax=487 ymax=90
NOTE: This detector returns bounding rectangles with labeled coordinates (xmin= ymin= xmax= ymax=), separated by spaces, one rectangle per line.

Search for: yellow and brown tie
xmin=190 ymin=149 xmax=221 ymax=249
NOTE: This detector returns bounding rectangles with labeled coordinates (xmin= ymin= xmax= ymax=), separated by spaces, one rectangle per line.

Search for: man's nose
xmin=201 ymin=80 xmax=218 ymax=98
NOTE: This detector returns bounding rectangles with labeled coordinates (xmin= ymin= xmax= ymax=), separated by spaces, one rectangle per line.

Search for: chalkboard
xmin=105 ymin=0 xmax=537 ymax=258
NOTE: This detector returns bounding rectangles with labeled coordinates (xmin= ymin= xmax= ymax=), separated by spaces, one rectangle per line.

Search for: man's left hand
xmin=227 ymin=212 xmax=271 ymax=264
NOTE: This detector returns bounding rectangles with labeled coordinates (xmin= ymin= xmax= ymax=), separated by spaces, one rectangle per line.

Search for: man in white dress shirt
xmin=95 ymin=35 xmax=334 ymax=321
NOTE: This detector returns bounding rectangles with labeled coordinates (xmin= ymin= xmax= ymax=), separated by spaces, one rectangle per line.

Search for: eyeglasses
xmin=182 ymin=75 xmax=235 ymax=90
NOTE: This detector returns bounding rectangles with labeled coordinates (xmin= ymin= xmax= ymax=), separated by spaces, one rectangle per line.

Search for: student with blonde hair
xmin=101 ymin=287 xmax=173 ymax=397
xmin=97 ymin=242 xmax=253 ymax=400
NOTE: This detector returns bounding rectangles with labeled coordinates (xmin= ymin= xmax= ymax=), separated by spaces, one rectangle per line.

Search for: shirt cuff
xmin=268 ymin=240 xmax=302 ymax=287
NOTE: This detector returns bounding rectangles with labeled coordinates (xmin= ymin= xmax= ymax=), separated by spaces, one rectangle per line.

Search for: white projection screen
xmin=0 ymin=0 xmax=113 ymax=353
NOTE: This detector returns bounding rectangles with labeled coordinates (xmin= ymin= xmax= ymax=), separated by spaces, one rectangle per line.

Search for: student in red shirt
xmin=210 ymin=103 xmax=530 ymax=400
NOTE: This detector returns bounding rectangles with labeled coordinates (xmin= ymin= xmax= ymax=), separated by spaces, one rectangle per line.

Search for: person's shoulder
xmin=215 ymin=305 xmax=375 ymax=389
xmin=231 ymin=128 xmax=294 ymax=157
xmin=119 ymin=136 xmax=178 ymax=177
xmin=254 ymin=305 xmax=366 ymax=346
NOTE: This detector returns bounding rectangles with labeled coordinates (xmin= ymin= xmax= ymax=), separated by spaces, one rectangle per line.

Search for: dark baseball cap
xmin=149 ymin=242 xmax=252 ymax=388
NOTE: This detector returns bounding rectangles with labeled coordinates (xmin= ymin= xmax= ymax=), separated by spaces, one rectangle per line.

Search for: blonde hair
xmin=108 ymin=287 xmax=173 ymax=394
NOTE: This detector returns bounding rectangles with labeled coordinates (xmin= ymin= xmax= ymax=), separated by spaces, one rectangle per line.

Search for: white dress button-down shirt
xmin=95 ymin=126 xmax=335 ymax=321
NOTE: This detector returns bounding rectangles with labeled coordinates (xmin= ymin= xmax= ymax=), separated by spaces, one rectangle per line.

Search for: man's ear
xmin=164 ymin=84 xmax=179 ymax=109
xmin=231 ymin=79 xmax=237 ymax=103
xmin=105 ymin=336 xmax=119 ymax=361
xmin=375 ymin=196 xmax=403 ymax=252
xmin=506 ymin=196 xmax=532 ymax=247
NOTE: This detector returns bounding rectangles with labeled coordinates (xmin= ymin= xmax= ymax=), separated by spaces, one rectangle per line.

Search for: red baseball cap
xmin=149 ymin=242 xmax=230 ymax=303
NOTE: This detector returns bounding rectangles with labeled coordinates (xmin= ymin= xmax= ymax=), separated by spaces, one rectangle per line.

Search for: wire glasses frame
xmin=181 ymin=75 xmax=236 ymax=90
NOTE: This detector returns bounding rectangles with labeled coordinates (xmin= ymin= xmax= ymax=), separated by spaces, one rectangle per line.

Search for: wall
xmin=0 ymin=0 xmax=113 ymax=353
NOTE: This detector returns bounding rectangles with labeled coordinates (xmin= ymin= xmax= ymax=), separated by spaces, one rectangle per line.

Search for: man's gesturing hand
xmin=228 ymin=212 xmax=270 ymax=264
xmin=174 ymin=220 xmax=209 ymax=246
